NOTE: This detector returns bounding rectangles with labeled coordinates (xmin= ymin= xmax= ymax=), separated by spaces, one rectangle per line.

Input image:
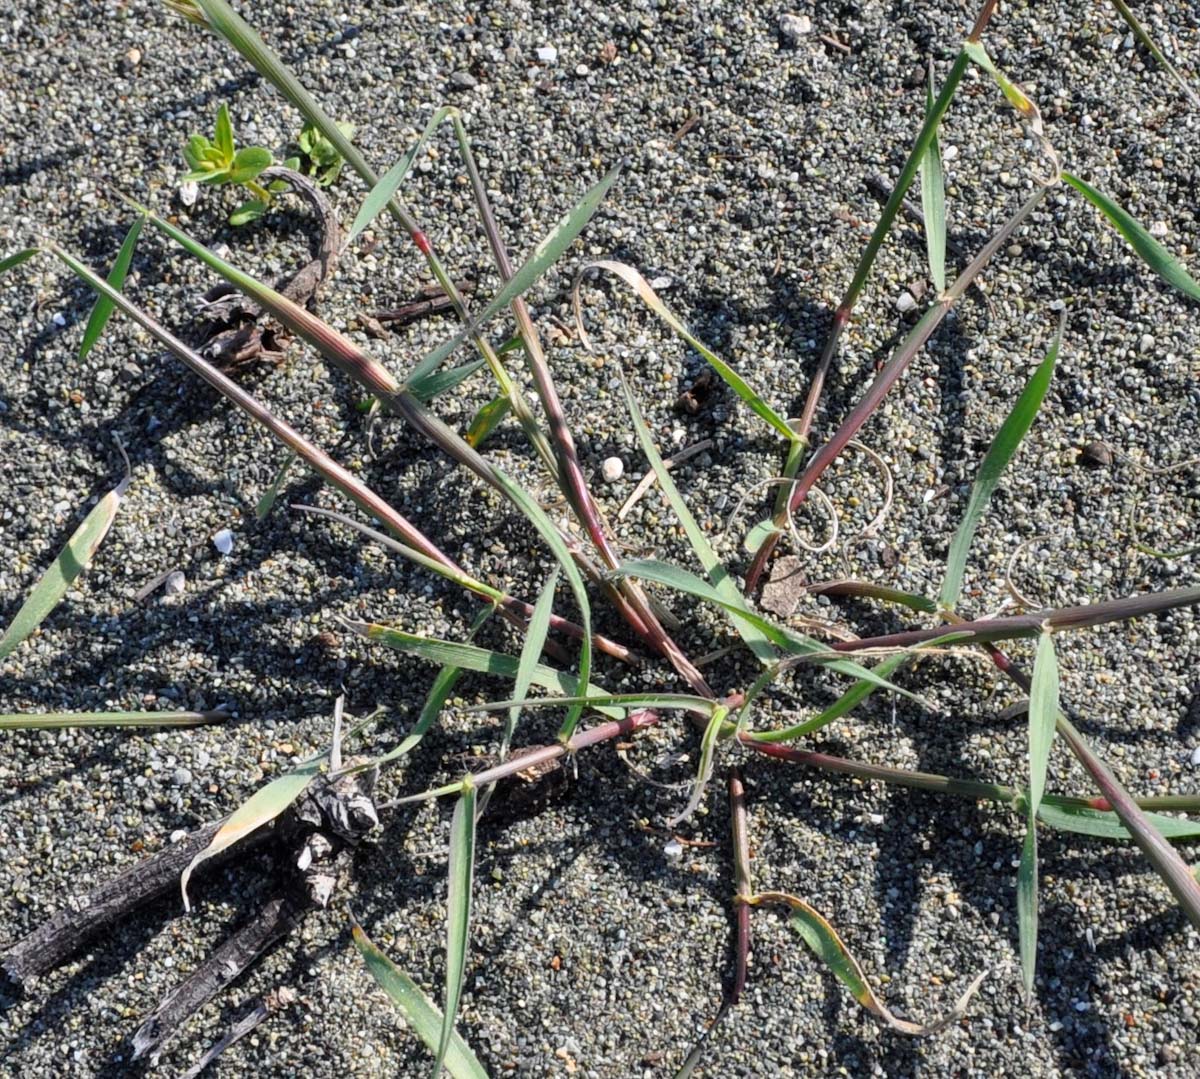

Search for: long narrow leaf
xmin=751 ymin=890 xmax=987 ymax=1035
xmin=1039 ymin=800 xmax=1200 ymax=841
xmin=348 ymin=106 xmax=458 ymax=246
xmin=410 ymin=359 xmax=486 ymax=403
xmin=919 ymin=69 xmax=947 ymax=293
xmin=505 ymin=570 xmax=558 ymax=755
xmin=345 ymin=622 xmax=620 ymax=718
xmin=0 ymin=709 xmax=228 ymax=730
xmin=1018 ymin=631 xmax=1059 ymax=996
xmin=351 ymin=922 xmax=488 ymax=1079
xmin=434 ymin=785 xmax=477 ymax=1077
xmin=180 ymin=756 xmax=324 ymax=911
xmin=80 ymin=216 xmax=145 ymax=359
xmin=618 ymin=371 xmax=775 ymax=665
xmin=0 ymin=247 xmax=39 ymax=275
xmin=667 ymin=706 xmax=728 ymax=826
xmin=611 ymin=558 xmax=926 ymax=704
xmin=0 ymin=477 xmax=129 ymax=662
xmin=939 ymin=313 xmax=1062 ymax=609
xmin=409 ymin=163 xmax=623 ymax=385
xmin=489 ymin=470 xmax=592 ymax=741
xmin=255 ymin=451 xmax=298 ymax=519
xmin=581 ymin=264 xmax=797 ymax=443
xmin=470 ymin=692 xmax=717 ymax=717
xmin=1062 ymin=171 xmax=1200 ymax=301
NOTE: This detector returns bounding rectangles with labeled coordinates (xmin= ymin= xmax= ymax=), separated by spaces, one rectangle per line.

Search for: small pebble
xmin=171 ymin=767 xmax=193 ymax=786
xmin=212 ymin=528 xmax=234 ymax=555
xmin=164 ymin=570 xmax=186 ymax=594
xmin=1149 ymin=220 xmax=1169 ymax=237
xmin=663 ymin=839 xmax=683 ymax=860
xmin=601 ymin=457 xmax=624 ymax=482
xmin=1139 ymin=333 xmax=1154 ymax=353
xmin=778 ymin=13 xmax=813 ymax=43
xmin=1079 ymin=440 xmax=1113 ymax=469
xmin=449 ymin=71 xmax=477 ymax=90
xmin=1190 ymin=746 xmax=1200 ymax=766
xmin=895 ymin=291 xmax=918 ymax=314
xmin=179 ymin=180 xmax=199 ymax=207
xmin=536 ymin=45 xmax=558 ymax=63
xmin=574 ymin=63 xmax=589 ymax=77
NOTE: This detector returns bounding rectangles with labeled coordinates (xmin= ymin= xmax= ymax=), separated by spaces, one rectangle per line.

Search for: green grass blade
xmin=0 ymin=479 xmax=128 ymax=663
xmin=1038 ymin=800 xmax=1200 ymax=841
xmin=180 ymin=754 xmax=324 ymax=911
xmin=1062 ymin=171 xmax=1200 ymax=300
xmin=668 ymin=706 xmax=728 ymax=826
xmin=776 ymin=891 xmax=986 ymax=1034
xmin=0 ymin=709 xmax=228 ymax=730
xmin=434 ymin=785 xmax=477 ymax=1078
xmin=351 ymin=922 xmax=489 ymax=1079
xmin=1018 ymin=631 xmax=1060 ymax=996
xmin=1029 ymin=633 xmax=1059 ymax=817
xmin=919 ymin=69 xmax=947 ymax=294
xmin=939 ymin=314 xmax=1061 ymax=609
xmin=347 ymin=105 xmax=458 ymax=246
xmin=962 ymin=41 xmax=1043 ymax=128
xmin=366 ymin=608 xmax=495 ymax=771
xmin=346 ymin=623 xmax=621 ymax=718
xmin=410 ymin=359 xmax=486 ymax=402
xmin=1016 ymin=827 xmax=1038 ymax=1000
xmin=748 ymin=652 xmax=909 ymax=742
xmin=611 ymin=558 xmax=925 ymax=704
xmin=618 ymin=371 xmax=775 ymax=665
xmin=470 ymin=692 xmax=717 ymax=717
xmin=464 ymin=396 xmax=511 ymax=448
xmin=584 ymin=264 xmax=797 ymax=443
xmin=748 ymin=630 xmax=966 ymax=743
xmin=80 ymin=216 xmax=145 ymax=359
xmin=1110 ymin=0 xmax=1199 ymax=105
xmin=505 ymin=570 xmax=558 ymax=755
xmin=408 ymin=163 xmax=623 ymax=385
xmin=489 ymin=470 xmax=591 ymax=741
xmin=0 ymin=247 xmax=40 ymax=276
xmin=255 ymin=450 xmax=298 ymax=519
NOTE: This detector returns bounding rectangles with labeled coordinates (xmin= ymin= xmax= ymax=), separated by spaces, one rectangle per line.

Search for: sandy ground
xmin=1 ymin=0 xmax=1199 ymax=1075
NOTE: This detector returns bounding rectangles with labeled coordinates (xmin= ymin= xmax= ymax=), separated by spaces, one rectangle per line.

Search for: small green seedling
xmin=181 ymin=103 xmax=275 ymax=224
xmin=294 ymin=119 xmax=355 ymax=186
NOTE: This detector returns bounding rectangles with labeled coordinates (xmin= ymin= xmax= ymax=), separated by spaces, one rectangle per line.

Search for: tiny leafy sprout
xmin=294 ymin=120 xmax=355 ymax=187
xmin=181 ymin=103 xmax=274 ymax=225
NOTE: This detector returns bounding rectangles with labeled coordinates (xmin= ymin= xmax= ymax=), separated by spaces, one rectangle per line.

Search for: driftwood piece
xmin=371 ymin=278 xmax=476 ymax=326
xmin=197 ymin=166 xmax=342 ymax=368
xmin=1 ymin=820 xmax=271 ymax=990
xmin=179 ymin=986 xmax=297 ymax=1079
xmin=130 ymin=895 xmax=304 ymax=1064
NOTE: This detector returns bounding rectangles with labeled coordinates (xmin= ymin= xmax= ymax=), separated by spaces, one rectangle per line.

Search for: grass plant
xmin=2 ymin=0 xmax=1199 ymax=1072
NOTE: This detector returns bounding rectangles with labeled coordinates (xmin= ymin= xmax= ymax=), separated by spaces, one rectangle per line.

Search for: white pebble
xmin=52 ymin=311 xmax=66 ymax=327
xmin=1190 ymin=745 xmax=1200 ymax=766
xmin=164 ymin=570 xmax=186 ymax=595
xmin=212 ymin=528 xmax=234 ymax=555
xmin=895 ymin=291 xmax=918 ymax=314
xmin=601 ymin=456 xmax=624 ymax=482
xmin=1149 ymin=220 xmax=1169 ymax=237
xmin=649 ymin=275 xmax=674 ymax=290
xmin=536 ymin=45 xmax=557 ymax=63
xmin=778 ymin=13 xmax=812 ymax=42
xmin=179 ymin=180 xmax=199 ymax=207
xmin=575 ymin=63 xmax=590 ymax=77
xmin=1139 ymin=334 xmax=1155 ymax=353
xmin=663 ymin=838 xmax=683 ymax=860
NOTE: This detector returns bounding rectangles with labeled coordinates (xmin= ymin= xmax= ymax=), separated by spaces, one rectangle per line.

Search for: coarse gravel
xmin=1 ymin=1 xmax=1199 ymax=1076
